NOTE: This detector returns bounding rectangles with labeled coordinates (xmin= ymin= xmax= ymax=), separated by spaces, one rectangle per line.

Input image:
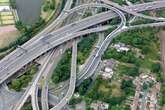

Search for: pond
xmin=16 ymin=0 xmax=44 ymax=25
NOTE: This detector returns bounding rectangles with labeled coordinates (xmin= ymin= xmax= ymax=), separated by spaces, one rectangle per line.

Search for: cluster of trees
xmin=160 ymin=84 xmax=165 ymax=106
xmin=103 ymin=48 xmax=139 ymax=65
xmin=77 ymin=34 xmax=97 ymax=65
xmin=86 ymin=77 xmax=106 ymax=100
xmin=121 ymin=79 xmax=135 ymax=96
xmin=69 ymin=97 xmax=82 ymax=107
xmin=151 ymin=63 xmax=161 ymax=73
xmin=43 ymin=0 xmax=56 ymax=12
xmin=76 ymin=78 xmax=92 ymax=95
xmin=9 ymin=65 xmax=37 ymax=91
xmin=151 ymin=63 xmax=164 ymax=82
xmin=51 ymin=49 xmax=71 ymax=84
xmin=15 ymin=18 xmax=45 ymax=34
xmin=10 ymin=0 xmax=16 ymax=9
xmin=156 ymin=9 xmax=165 ymax=18
xmin=86 ymin=77 xmax=132 ymax=110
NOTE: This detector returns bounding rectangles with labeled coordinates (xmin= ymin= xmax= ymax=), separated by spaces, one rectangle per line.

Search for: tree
xmin=10 ymin=0 xmax=16 ymax=9
xmin=121 ymin=80 xmax=135 ymax=96
xmin=51 ymin=49 xmax=71 ymax=84
xmin=77 ymin=78 xmax=92 ymax=95
xmin=43 ymin=1 xmax=50 ymax=12
xmin=50 ymin=0 xmax=56 ymax=10
xmin=129 ymin=66 xmax=139 ymax=77
xmin=15 ymin=21 xmax=26 ymax=32
xmin=151 ymin=63 xmax=161 ymax=73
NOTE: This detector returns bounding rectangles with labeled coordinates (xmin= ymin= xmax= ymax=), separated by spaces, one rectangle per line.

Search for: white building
xmin=111 ymin=42 xmax=130 ymax=52
xmin=91 ymin=101 xmax=109 ymax=110
xmin=99 ymin=102 xmax=109 ymax=110
xmin=101 ymin=67 xmax=113 ymax=79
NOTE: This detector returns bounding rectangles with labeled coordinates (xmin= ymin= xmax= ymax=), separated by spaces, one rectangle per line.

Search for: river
xmin=16 ymin=0 xmax=44 ymax=25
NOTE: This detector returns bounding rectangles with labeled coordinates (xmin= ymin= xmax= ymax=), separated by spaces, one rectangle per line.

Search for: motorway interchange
xmin=0 ymin=0 xmax=165 ymax=110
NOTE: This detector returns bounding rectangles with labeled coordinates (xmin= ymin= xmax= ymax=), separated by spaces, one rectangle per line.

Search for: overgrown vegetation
xmin=10 ymin=0 xmax=16 ymax=9
xmin=69 ymin=97 xmax=82 ymax=108
xmin=51 ymin=49 xmax=72 ymax=84
xmin=76 ymin=78 xmax=92 ymax=95
xmin=9 ymin=65 xmax=38 ymax=91
xmin=43 ymin=0 xmax=56 ymax=12
xmin=77 ymin=34 xmax=98 ymax=65
xmin=103 ymin=48 xmax=139 ymax=65
xmin=85 ymin=76 xmax=133 ymax=110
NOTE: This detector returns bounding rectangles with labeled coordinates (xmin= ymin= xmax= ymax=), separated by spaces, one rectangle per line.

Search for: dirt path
xmin=0 ymin=25 xmax=20 ymax=48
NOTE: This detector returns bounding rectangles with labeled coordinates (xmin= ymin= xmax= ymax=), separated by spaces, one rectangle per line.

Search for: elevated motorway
xmin=123 ymin=0 xmax=165 ymax=12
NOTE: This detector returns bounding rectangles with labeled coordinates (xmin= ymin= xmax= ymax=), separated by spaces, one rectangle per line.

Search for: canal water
xmin=16 ymin=0 xmax=44 ymax=25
